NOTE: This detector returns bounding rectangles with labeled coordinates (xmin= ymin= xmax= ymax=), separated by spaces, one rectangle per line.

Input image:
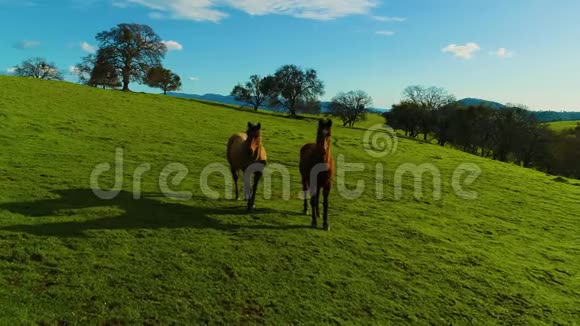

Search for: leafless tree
xmin=14 ymin=57 xmax=63 ymax=80
xmin=231 ymin=75 xmax=276 ymax=111
xmin=329 ymin=90 xmax=373 ymax=127
xmin=402 ymin=85 xmax=456 ymax=110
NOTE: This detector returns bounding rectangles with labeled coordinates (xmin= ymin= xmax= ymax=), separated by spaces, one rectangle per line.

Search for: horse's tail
xmin=226 ymin=135 xmax=236 ymax=167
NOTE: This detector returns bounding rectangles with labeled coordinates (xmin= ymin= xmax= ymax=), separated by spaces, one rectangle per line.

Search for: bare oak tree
xmin=400 ymin=85 xmax=456 ymax=140
xmin=402 ymin=85 xmax=456 ymax=110
xmin=231 ymin=75 xmax=275 ymax=111
xmin=14 ymin=57 xmax=63 ymax=80
xmin=95 ymin=24 xmax=167 ymax=91
xmin=329 ymin=90 xmax=373 ymax=127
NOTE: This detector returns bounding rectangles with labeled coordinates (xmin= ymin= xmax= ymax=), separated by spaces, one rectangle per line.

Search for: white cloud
xmin=442 ymin=42 xmax=481 ymax=59
xmin=149 ymin=11 xmax=165 ymax=19
xmin=80 ymin=41 xmax=96 ymax=54
xmin=372 ymin=16 xmax=406 ymax=22
xmin=14 ymin=40 xmax=40 ymax=49
xmin=69 ymin=65 xmax=81 ymax=75
xmin=376 ymin=30 xmax=395 ymax=36
xmin=188 ymin=76 xmax=200 ymax=81
xmin=493 ymin=47 xmax=515 ymax=59
xmin=126 ymin=0 xmax=228 ymax=22
xmin=120 ymin=0 xmax=378 ymax=22
xmin=111 ymin=1 xmax=129 ymax=8
xmin=6 ymin=67 xmax=17 ymax=73
xmin=162 ymin=40 xmax=184 ymax=51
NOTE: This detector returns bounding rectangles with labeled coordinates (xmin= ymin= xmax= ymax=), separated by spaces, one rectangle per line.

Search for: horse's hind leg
xmin=231 ymin=168 xmax=239 ymax=200
xmin=322 ymin=185 xmax=331 ymax=231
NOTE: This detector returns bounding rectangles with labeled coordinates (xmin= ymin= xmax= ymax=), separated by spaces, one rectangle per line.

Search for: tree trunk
xmin=122 ymin=69 xmax=130 ymax=91
xmin=163 ymin=90 xmax=167 ymax=95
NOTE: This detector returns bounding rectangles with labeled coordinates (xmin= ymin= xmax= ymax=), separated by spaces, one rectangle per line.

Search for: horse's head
xmin=317 ymin=118 xmax=333 ymax=141
xmin=246 ymin=122 xmax=263 ymax=160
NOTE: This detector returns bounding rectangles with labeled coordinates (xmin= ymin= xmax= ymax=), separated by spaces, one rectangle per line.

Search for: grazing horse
xmin=300 ymin=119 xmax=335 ymax=231
xmin=227 ymin=122 xmax=267 ymax=211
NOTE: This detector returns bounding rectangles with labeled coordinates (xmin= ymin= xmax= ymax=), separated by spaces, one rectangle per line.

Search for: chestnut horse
xmin=227 ymin=122 xmax=267 ymax=211
xmin=300 ymin=119 xmax=335 ymax=231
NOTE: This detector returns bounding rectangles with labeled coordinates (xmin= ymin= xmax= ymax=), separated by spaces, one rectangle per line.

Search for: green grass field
xmin=546 ymin=120 xmax=580 ymax=132
xmin=1 ymin=76 xmax=579 ymax=324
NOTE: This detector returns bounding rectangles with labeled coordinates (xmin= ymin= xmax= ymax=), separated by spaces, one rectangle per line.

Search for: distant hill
xmin=167 ymin=92 xmax=387 ymax=113
xmin=454 ymin=98 xmax=580 ymax=122
xmin=168 ymin=92 xmax=249 ymax=107
xmin=533 ymin=111 xmax=580 ymax=122
xmin=456 ymin=98 xmax=506 ymax=109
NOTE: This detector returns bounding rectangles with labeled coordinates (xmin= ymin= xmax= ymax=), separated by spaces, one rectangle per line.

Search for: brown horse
xmin=300 ymin=119 xmax=335 ymax=231
xmin=227 ymin=122 xmax=267 ymax=211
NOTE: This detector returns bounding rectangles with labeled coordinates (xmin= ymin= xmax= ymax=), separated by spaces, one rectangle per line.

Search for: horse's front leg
xmin=322 ymin=185 xmax=330 ymax=231
xmin=310 ymin=188 xmax=319 ymax=228
xmin=248 ymin=171 xmax=262 ymax=211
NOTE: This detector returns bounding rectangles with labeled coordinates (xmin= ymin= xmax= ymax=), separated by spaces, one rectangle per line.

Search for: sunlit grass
xmin=546 ymin=120 xmax=580 ymax=132
xmin=0 ymin=76 xmax=579 ymax=324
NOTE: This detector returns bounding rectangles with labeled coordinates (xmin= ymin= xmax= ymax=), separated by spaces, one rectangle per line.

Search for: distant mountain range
xmin=167 ymin=92 xmax=388 ymax=113
xmin=167 ymin=92 xmax=579 ymax=122
xmin=168 ymin=92 xmax=249 ymax=107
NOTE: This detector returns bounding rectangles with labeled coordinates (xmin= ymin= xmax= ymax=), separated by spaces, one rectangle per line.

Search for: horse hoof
xmin=310 ymin=223 xmax=318 ymax=229
xmin=323 ymin=224 xmax=330 ymax=232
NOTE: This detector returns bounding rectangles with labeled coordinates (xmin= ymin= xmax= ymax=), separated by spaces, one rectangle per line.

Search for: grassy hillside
xmin=546 ymin=120 xmax=580 ymax=132
xmin=1 ymin=76 xmax=579 ymax=324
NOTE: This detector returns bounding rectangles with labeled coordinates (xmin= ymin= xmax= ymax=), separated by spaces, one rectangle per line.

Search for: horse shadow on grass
xmin=0 ymin=189 xmax=309 ymax=237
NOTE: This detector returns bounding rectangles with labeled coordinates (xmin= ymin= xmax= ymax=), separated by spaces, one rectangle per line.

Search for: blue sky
xmin=1 ymin=0 xmax=579 ymax=110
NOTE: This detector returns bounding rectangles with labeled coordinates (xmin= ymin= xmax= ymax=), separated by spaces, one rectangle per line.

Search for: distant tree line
xmin=232 ymin=66 xmax=372 ymax=125
xmin=386 ymin=85 xmax=580 ymax=179
xmin=231 ymin=65 xmax=325 ymax=117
